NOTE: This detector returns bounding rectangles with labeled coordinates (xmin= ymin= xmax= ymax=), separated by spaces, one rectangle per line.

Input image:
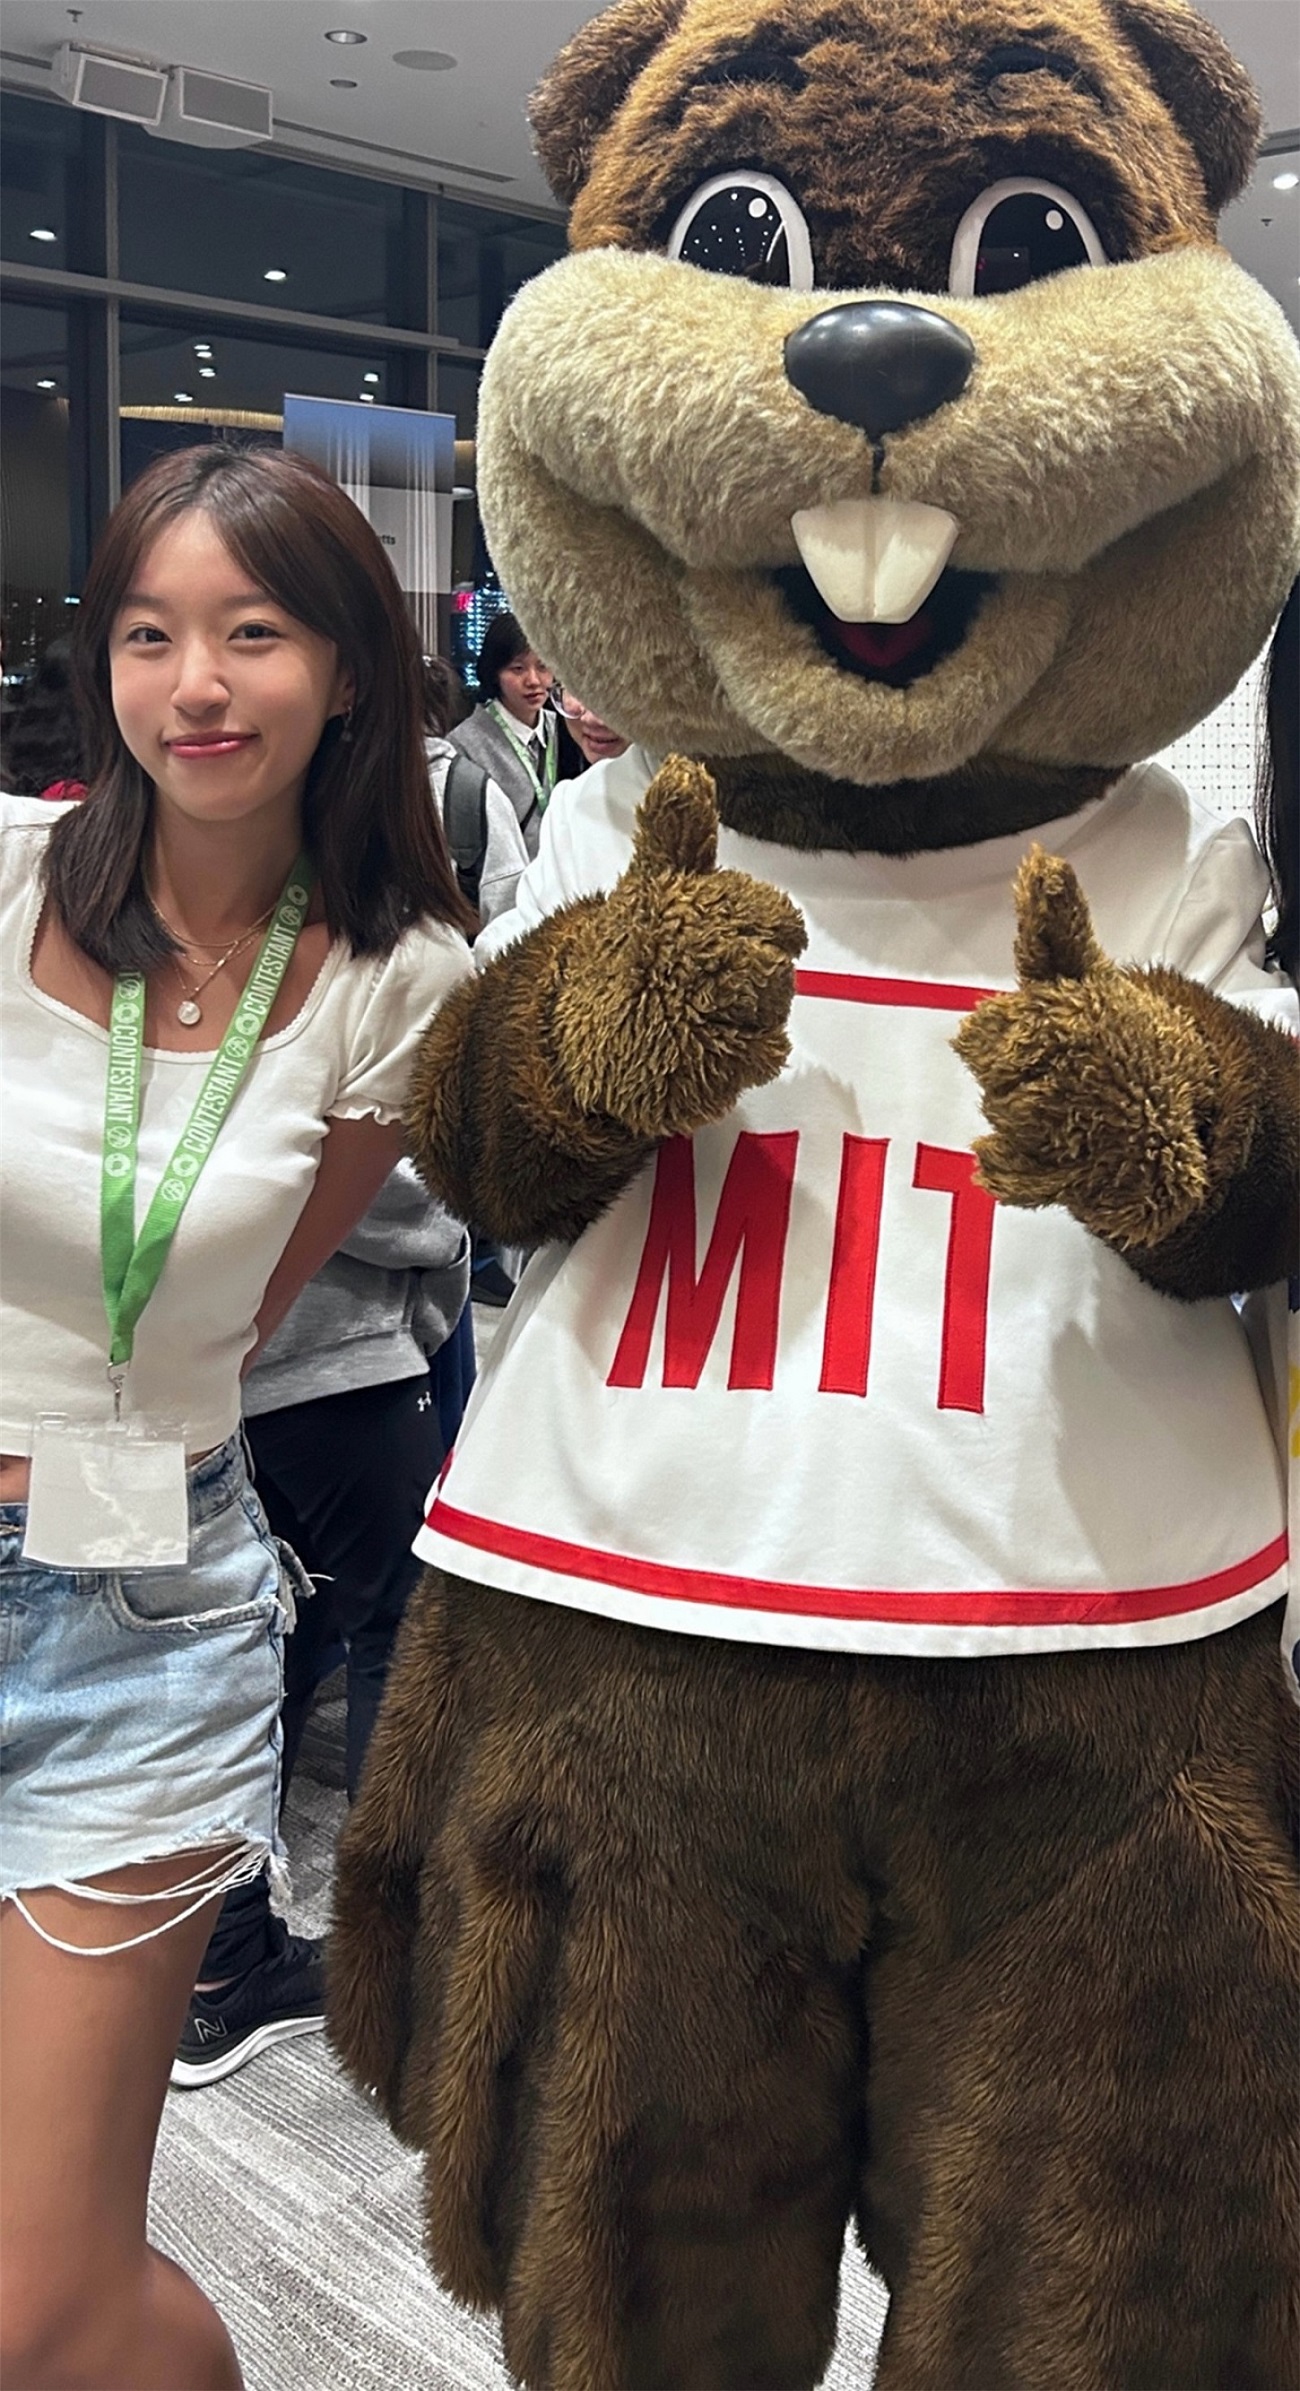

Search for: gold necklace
xmin=170 ymin=921 xmax=267 ymax=1027
xmin=150 ymin=896 xmax=277 ymax=1026
xmin=152 ymin=898 xmax=276 ymax=953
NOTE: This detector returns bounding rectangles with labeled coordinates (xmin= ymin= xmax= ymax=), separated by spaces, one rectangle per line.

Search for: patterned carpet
xmin=150 ymin=1308 xmax=888 ymax=2389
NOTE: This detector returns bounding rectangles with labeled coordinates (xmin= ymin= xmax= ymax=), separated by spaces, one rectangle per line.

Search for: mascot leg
xmin=332 ymin=1591 xmax=1297 ymax=2391
xmin=859 ymin=1606 xmax=1299 ymax=2391
xmin=331 ymin=1578 xmax=872 ymax=2391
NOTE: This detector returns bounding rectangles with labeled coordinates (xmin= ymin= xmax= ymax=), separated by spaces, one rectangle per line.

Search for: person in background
xmin=450 ymin=612 xmax=557 ymax=857
xmin=0 ymin=636 xmax=88 ymax=802
xmin=424 ymin=656 xmax=528 ymax=926
xmin=0 ymin=442 xmax=473 ymax=2389
xmin=432 ymin=652 xmax=532 ymax=1308
xmin=551 ymin=684 xmax=631 ymax=774
xmin=173 ymin=1159 xmax=470 ymax=2086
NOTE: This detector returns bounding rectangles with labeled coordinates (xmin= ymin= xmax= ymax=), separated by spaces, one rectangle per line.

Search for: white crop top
xmin=0 ymin=794 xmax=473 ymax=1455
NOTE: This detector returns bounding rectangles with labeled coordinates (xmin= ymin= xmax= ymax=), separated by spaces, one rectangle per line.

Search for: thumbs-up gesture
xmin=552 ymin=756 xmax=806 ymax=1140
xmin=953 ymin=849 xmax=1215 ymax=1250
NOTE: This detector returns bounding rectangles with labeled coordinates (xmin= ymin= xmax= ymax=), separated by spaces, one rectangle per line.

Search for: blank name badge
xmin=23 ymin=1415 xmax=189 ymax=1569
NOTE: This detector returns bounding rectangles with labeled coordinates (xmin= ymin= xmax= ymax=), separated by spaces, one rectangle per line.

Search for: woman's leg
xmin=1 ymin=1856 xmax=244 ymax=2390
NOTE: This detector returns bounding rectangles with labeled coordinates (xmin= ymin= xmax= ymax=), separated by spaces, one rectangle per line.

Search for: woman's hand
xmin=246 ymin=1114 xmax=407 ymax=1368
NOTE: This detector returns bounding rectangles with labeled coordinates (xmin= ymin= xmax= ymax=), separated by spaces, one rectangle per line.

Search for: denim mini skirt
xmin=0 ymin=1434 xmax=306 ymax=1929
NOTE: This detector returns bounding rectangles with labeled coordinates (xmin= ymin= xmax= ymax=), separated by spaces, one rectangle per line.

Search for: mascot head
xmin=477 ymin=0 xmax=1300 ymax=850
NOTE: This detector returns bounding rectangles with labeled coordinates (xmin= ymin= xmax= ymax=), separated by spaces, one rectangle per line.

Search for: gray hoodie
xmin=243 ymin=1159 xmax=469 ymax=1417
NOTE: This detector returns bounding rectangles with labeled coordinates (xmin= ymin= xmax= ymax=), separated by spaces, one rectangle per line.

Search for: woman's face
xmin=556 ymin=690 xmax=630 ymax=767
xmin=109 ymin=509 xmax=352 ymax=834
xmin=495 ymin=647 xmax=552 ymax=727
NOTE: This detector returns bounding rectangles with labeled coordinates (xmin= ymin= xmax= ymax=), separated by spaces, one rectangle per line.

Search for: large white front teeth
xmin=790 ymin=496 xmax=959 ymax=624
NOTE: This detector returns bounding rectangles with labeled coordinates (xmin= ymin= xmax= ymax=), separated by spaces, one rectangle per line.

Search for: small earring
xmin=340 ymin=703 xmax=355 ymax=744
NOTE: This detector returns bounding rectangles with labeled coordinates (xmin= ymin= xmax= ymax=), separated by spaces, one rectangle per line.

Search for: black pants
xmin=201 ymin=1373 xmax=443 ymax=1982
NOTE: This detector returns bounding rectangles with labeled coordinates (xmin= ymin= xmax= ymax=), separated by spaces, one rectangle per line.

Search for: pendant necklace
xmin=153 ymin=900 xmax=276 ymax=1027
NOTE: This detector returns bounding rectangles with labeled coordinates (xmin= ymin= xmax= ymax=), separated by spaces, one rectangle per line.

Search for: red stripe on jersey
xmin=422 ymin=1502 xmax=1287 ymax=1629
xmin=795 ymin=970 xmax=998 ymax=1010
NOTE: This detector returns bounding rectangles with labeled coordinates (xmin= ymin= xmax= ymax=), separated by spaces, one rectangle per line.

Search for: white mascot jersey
xmin=416 ymin=749 xmax=1295 ymax=1658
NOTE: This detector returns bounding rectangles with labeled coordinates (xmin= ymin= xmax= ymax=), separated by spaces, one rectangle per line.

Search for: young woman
xmin=449 ymin=610 xmax=558 ymax=857
xmin=0 ymin=441 xmax=474 ymax=2389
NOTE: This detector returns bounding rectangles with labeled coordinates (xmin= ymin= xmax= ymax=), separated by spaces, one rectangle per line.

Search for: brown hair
xmin=46 ymin=442 xmax=475 ymax=970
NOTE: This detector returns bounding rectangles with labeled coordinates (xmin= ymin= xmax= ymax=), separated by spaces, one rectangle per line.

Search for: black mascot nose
xmin=784 ymin=300 xmax=976 ymax=440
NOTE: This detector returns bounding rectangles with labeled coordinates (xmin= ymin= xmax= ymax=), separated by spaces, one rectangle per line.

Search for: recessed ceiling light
xmin=30 ymin=227 xmax=57 ymax=242
xmin=36 ymin=378 xmax=56 ymax=390
xmin=360 ymin=391 xmax=374 ymax=402
xmin=392 ymin=49 xmax=456 ymax=71
xmin=199 ymin=366 xmax=217 ymax=378
xmin=325 ymin=27 xmax=366 ymax=42
xmin=193 ymin=342 xmax=212 ymax=356
xmin=329 ymin=78 xmax=358 ymax=88
xmin=263 ymin=268 xmax=287 ymax=282
xmin=1272 ymin=170 xmax=1299 ymax=191
xmin=175 ymin=391 xmax=194 ymax=403
xmin=363 ymin=371 xmax=380 ymax=383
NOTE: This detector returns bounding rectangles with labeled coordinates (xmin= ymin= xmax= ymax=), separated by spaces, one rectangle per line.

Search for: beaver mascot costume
xmin=330 ymin=3 xmax=1300 ymax=2383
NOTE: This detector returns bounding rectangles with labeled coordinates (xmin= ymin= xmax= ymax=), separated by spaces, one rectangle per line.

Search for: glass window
xmin=0 ymin=90 xmax=91 ymax=274
xmin=117 ymin=131 xmax=424 ymax=326
xmin=118 ymin=314 xmax=416 ymax=487
xmin=0 ymin=299 xmax=77 ymax=677
xmin=436 ymin=200 xmax=565 ymax=350
xmin=437 ymin=355 xmax=482 ymax=443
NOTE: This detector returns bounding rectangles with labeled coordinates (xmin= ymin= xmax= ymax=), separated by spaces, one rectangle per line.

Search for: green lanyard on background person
xmin=101 ymin=854 xmax=313 ymax=1415
xmin=487 ymin=699 xmax=558 ymax=813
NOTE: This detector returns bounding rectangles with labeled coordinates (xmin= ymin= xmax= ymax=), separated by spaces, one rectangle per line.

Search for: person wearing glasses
xmin=550 ymin=685 xmax=630 ymax=774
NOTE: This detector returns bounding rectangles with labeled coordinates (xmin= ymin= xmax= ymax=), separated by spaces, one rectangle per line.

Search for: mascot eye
xmin=948 ymin=178 xmax=1107 ymax=297
xmin=666 ymin=170 xmax=815 ymax=291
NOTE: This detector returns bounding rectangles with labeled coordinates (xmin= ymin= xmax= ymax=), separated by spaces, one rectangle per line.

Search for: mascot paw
xmin=954 ymin=848 xmax=1216 ymax=1249
xmin=553 ymin=756 xmax=806 ymax=1139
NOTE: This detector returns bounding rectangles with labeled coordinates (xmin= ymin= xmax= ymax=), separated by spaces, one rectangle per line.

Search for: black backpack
xmin=442 ymin=751 xmax=490 ymax=915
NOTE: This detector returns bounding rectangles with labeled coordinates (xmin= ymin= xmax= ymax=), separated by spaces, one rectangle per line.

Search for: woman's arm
xmin=246 ymin=1113 xmax=407 ymax=1369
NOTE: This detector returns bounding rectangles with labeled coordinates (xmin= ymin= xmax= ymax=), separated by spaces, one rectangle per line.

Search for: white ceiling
xmin=2 ymin=0 xmax=1296 ymax=312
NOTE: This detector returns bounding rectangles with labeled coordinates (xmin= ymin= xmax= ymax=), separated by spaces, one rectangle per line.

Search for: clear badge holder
xmin=23 ymin=1411 xmax=190 ymax=1570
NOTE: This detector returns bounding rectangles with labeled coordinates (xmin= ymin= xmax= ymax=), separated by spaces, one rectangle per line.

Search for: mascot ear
xmin=1107 ymin=0 xmax=1262 ymax=214
xmin=530 ymin=0 xmax=687 ymax=208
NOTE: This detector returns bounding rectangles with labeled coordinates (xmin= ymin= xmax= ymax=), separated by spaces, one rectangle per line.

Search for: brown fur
xmin=954 ymin=852 xmax=1300 ymax=1282
xmin=332 ymin=7 xmax=1300 ymax=2384
xmin=332 ymin=1579 xmax=1299 ymax=2390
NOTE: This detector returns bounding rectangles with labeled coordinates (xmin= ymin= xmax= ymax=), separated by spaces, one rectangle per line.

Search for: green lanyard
xmin=101 ymin=855 xmax=313 ymax=1405
xmin=488 ymin=700 xmax=557 ymax=811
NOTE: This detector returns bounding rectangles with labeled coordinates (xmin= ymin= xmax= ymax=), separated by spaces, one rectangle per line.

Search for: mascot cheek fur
xmin=329 ymin=4 xmax=1300 ymax=2386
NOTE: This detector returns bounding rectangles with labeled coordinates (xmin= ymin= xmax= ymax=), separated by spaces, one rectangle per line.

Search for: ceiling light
xmin=175 ymin=391 xmax=194 ymax=403
xmin=199 ymin=366 xmax=217 ymax=378
xmin=263 ymin=268 xmax=287 ymax=282
xmin=392 ymin=49 xmax=456 ymax=71
xmin=325 ymin=28 xmax=366 ymax=43
xmin=330 ymin=78 xmax=357 ymax=88
xmin=1272 ymin=170 xmax=1299 ymax=191
xmin=193 ymin=342 xmax=212 ymax=356
xmin=36 ymin=378 xmax=56 ymax=390
xmin=30 ymin=227 xmax=57 ymax=242
xmin=360 ymin=391 xmax=374 ymax=402
xmin=363 ymin=371 xmax=380 ymax=383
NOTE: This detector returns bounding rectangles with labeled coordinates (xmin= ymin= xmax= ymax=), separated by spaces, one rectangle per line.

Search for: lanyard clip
xmin=107 ymin=1363 xmax=127 ymax=1422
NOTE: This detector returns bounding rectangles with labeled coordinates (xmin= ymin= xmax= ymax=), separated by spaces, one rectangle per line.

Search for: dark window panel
xmin=117 ymin=312 xmax=416 ymax=489
xmin=0 ymin=90 xmax=92 ymax=275
xmin=117 ymin=129 xmax=421 ymax=327
xmin=0 ymin=297 xmax=76 ymax=674
xmin=436 ymin=199 xmax=564 ymax=350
